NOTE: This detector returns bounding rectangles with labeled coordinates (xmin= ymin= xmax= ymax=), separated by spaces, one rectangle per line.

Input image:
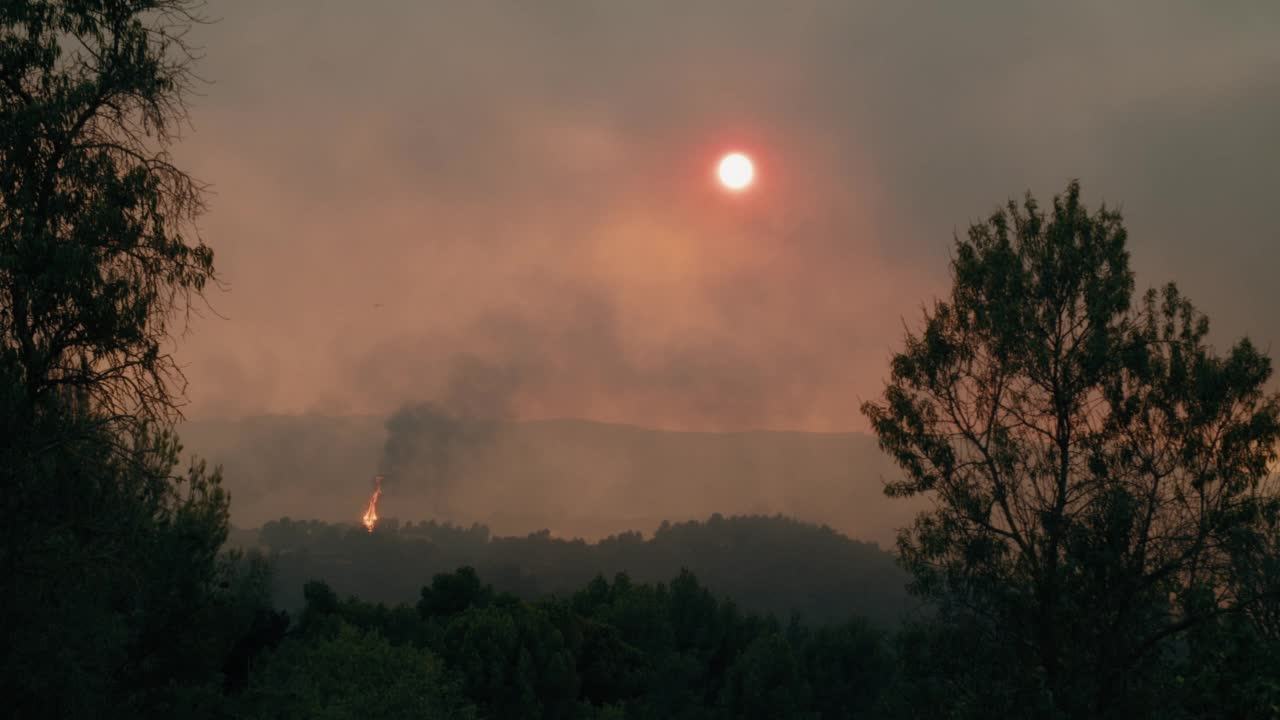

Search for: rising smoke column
xmin=375 ymin=355 xmax=521 ymax=516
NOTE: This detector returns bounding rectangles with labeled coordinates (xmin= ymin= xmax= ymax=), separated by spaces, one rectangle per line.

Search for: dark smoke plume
xmin=376 ymin=354 xmax=523 ymax=510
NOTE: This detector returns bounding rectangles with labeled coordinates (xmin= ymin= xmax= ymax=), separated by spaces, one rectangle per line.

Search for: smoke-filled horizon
xmin=180 ymin=411 xmax=921 ymax=545
xmin=176 ymin=1 xmax=1279 ymax=432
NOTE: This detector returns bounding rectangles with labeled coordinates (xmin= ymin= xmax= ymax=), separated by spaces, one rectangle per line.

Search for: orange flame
xmin=361 ymin=476 xmax=383 ymax=533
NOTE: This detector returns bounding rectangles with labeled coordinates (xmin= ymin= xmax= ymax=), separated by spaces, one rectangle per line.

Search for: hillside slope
xmin=181 ymin=416 xmax=921 ymax=546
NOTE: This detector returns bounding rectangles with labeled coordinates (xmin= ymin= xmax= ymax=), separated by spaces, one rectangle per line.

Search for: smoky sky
xmin=176 ymin=1 xmax=1280 ymax=431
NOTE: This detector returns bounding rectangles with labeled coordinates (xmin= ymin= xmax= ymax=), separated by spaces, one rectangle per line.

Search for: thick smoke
xmin=376 ymin=353 xmax=523 ymax=510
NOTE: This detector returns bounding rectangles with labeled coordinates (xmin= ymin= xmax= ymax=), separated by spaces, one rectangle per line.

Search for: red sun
xmin=717 ymin=152 xmax=755 ymax=191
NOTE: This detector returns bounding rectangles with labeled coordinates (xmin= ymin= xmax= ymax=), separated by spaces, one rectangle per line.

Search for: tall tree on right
xmin=863 ymin=181 xmax=1280 ymax=718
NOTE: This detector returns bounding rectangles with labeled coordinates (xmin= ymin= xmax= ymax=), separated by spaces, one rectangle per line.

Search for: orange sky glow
xmin=173 ymin=2 xmax=1279 ymax=433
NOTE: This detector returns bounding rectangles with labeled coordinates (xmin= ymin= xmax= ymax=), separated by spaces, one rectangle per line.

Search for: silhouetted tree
xmin=1 ymin=0 xmax=216 ymax=424
xmin=863 ymin=181 xmax=1280 ymax=718
xmin=0 ymin=3 xmax=247 ymax=716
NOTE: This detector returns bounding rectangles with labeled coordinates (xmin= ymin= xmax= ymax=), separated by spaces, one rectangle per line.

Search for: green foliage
xmin=793 ymin=618 xmax=892 ymax=719
xmin=420 ymin=565 xmax=496 ymax=618
xmin=862 ymin=181 xmax=1280 ymax=717
xmin=0 ymin=354 xmax=264 ymax=716
xmin=1171 ymin=612 xmax=1280 ymax=719
xmin=239 ymin=620 xmax=474 ymax=720
xmin=718 ymin=632 xmax=807 ymax=719
xmin=271 ymin=568 xmax=895 ymax=720
xmin=441 ymin=599 xmax=581 ymax=718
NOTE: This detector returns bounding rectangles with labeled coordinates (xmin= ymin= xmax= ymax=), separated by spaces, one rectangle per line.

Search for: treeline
xmin=251 ymin=514 xmax=910 ymax=626
xmin=219 ymin=562 xmax=1280 ymax=719
xmin=236 ymin=567 xmax=893 ymax=719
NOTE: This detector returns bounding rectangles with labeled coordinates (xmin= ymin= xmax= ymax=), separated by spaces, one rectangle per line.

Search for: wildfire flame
xmin=361 ymin=475 xmax=383 ymax=533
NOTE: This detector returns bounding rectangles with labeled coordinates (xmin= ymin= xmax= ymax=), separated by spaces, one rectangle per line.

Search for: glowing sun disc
xmin=717 ymin=152 xmax=754 ymax=191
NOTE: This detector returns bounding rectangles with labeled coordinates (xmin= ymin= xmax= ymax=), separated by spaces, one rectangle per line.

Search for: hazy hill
xmin=246 ymin=514 xmax=914 ymax=627
xmin=180 ymin=415 xmax=921 ymax=547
